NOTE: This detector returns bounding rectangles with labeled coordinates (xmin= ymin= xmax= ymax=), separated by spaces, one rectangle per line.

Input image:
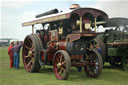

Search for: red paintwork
xmin=41 ymin=40 xmax=67 ymax=61
xmin=58 ymin=41 xmax=66 ymax=50
xmin=40 ymin=50 xmax=45 ymax=60
xmin=71 ymin=61 xmax=96 ymax=67
xmin=8 ymin=45 xmax=14 ymax=68
xmin=71 ymin=55 xmax=83 ymax=60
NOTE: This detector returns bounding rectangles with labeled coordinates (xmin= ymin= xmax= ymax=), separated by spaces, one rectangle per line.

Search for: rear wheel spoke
xmin=28 ymin=38 xmax=32 ymax=45
xmin=27 ymin=61 xmax=32 ymax=67
xmin=25 ymin=45 xmax=31 ymax=50
xmin=31 ymin=57 xmax=34 ymax=63
xmin=32 ymin=49 xmax=34 ymax=52
xmin=31 ymin=44 xmax=34 ymax=50
xmin=25 ymin=55 xmax=30 ymax=58
xmin=32 ymin=54 xmax=35 ymax=56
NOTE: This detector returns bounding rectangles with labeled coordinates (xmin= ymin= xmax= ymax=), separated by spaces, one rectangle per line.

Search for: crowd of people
xmin=8 ymin=41 xmax=23 ymax=69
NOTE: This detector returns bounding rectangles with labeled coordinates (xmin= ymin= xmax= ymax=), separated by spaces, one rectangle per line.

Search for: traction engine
xmin=22 ymin=4 xmax=108 ymax=80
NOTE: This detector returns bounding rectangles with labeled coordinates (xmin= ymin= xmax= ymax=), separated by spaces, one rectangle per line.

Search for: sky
xmin=1 ymin=0 xmax=128 ymax=41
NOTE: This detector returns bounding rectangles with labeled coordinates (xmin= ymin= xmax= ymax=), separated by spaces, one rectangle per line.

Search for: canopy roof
xmin=106 ymin=18 xmax=128 ymax=27
xmin=22 ymin=8 xmax=108 ymax=27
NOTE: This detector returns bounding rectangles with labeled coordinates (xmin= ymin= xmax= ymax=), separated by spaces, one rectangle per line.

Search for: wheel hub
xmin=28 ymin=51 xmax=32 ymax=57
xmin=57 ymin=63 xmax=61 ymax=68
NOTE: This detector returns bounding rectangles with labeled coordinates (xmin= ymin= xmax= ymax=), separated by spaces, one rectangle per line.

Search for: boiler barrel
xmin=57 ymin=40 xmax=86 ymax=55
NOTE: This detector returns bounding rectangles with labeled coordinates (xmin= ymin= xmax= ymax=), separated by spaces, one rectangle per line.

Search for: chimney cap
xmin=70 ymin=4 xmax=81 ymax=9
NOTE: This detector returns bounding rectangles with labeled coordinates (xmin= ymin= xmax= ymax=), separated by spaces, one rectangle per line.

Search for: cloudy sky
xmin=1 ymin=0 xmax=128 ymax=41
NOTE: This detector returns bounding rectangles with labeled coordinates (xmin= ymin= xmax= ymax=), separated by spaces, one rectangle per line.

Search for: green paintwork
xmin=106 ymin=35 xmax=114 ymax=43
xmin=108 ymin=48 xmax=121 ymax=56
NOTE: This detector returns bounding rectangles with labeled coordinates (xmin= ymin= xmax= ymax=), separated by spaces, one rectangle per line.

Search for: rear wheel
xmin=32 ymin=34 xmax=44 ymax=66
xmin=53 ymin=50 xmax=71 ymax=80
xmin=22 ymin=35 xmax=41 ymax=72
xmin=84 ymin=49 xmax=103 ymax=77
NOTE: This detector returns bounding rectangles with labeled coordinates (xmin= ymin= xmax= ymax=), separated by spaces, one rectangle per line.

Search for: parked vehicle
xmin=22 ymin=4 xmax=108 ymax=80
xmin=93 ymin=18 xmax=128 ymax=72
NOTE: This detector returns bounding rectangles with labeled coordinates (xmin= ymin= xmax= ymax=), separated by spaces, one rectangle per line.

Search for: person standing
xmin=11 ymin=41 xmax=23 ymax=69
xmin=8 ymin=42 xmax=14 ymax=68
xmin=95 ymin=44 xmax=102 ymax=55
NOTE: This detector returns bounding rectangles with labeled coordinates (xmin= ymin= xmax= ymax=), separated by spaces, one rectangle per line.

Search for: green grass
xmin=0 ymin=47 xmax=128 ymax=85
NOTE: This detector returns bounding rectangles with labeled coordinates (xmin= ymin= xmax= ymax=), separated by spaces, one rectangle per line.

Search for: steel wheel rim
xmin=23 ymin=37 xmax=35 ymax=72
xmin=85 ymin=51 xmax=99 ymax=76
xmin=54 ymin=53 xmax=66 ymax=80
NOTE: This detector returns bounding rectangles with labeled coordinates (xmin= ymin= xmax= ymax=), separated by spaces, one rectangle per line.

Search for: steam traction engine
xmin=22 ymin=4 xmax=108 ymax=80
xmin=93 ymin=18 xmax=128 ymax=71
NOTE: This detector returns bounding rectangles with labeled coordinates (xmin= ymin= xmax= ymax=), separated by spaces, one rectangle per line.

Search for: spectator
xmin=95 ymin=44 xmax=102 ymax=55
xmin=11 ymin=41 xmax=23 ymax=69
xmin=8 ymin=42 xmax=14 ymax=68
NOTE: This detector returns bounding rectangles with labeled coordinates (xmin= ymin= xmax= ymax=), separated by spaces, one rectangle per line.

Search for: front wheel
xmin=93 ymin=38 xmax=106 ymax=63
xmin=53 ymin=50 xmax=71 ymax=80
xmin=84 ymin=49 xmax=103 ymax=77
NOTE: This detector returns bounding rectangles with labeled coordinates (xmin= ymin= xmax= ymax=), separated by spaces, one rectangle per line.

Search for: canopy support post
xmin=32 ymin=25 xmax=34 ymax=34
xmin=94 ymin=18 xmax=97 ymax=32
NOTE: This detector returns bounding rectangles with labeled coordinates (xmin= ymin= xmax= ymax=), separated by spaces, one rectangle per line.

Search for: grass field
xmin=0 ymin=47 xmax=128 ymax=85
